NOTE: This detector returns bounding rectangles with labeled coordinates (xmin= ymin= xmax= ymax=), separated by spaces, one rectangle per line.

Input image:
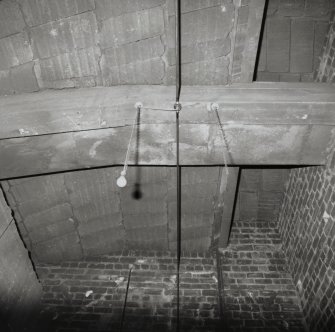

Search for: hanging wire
xmin=214 ymin=108 xmax=230 ymax=176
xmin=0 ymin=218 xmax=14 ymax=241
xmin=208 ymin=103 xmax=230 ymax=175
xmin=122 ymin=112 xmax=139 ymax=174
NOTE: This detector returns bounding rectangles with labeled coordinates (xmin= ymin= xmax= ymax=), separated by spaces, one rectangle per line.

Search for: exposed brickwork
xmin=315 ymin=11 xmax=335 ymax=82
xmin=0 ymin=187 xmax=42 ymax=332
xmin=278 ymin=133 xmax=335 ymax=332
xmin=219 ymin=220 xmax=306 ymax=331
xmin=257 ymin=0 xmax=335 ymax=82
xmin=37 ymin=251 xmax=219 ymax=332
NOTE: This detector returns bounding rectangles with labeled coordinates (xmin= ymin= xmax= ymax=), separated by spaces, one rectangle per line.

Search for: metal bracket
xmin=134 ymin=102 xmax=143 ymax=109
xmin=207 ymin=102 xmax=219 ymax=112
xmin=174 ymin=102 xmax=182 ymax=113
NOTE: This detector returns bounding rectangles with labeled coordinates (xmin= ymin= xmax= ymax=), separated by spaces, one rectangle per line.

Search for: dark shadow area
xmin=252 ymin=0 xmax=269 ymax=81
xmin=132 ymin=108 xmax=143 ymax=200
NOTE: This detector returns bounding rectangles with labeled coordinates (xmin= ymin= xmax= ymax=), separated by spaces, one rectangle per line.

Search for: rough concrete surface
xmin=0 ymin=185 xmax=42 ymax=332
xmin=256 ymin=0 xmax=335 ymax=82
xmin=1 ymin=167 xmax=289 ymax=264
xmin=0 ymin=0 xmax=265 ymax=95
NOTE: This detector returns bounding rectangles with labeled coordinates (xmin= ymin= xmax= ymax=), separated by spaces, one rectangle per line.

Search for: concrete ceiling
xmin=1 ymin=166 xmax=289 ymax=263
xmin=0 ymin=0 xmax=265 ymax=95
xmin=1 ymin=0 xmax=334 ymax=262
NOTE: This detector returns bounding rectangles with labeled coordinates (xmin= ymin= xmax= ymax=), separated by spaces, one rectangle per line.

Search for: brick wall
xmin=256 ymin=0 xmax=335 ymax=82
xmin=315 ymin=11 xmax=335 ymax=82
xmin=278 ymin=133 xmax=335 ymax=332
xmin=219 ymin=219 xmax=306 ymax=331
xmin=36 ymin=251 xmax=219 ymax=331
xmin=0 ymin=187 xmax=42 ymax=332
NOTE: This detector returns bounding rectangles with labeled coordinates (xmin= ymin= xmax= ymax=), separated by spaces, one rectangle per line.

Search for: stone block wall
xmin=1 ymin=167 xmax=221 ymax=263
xmin=0 ymin=187 xmax=42 ymax=332
xmin=219 ymin=219 xmax=306 ymax=331
xmin=278 ymin=134 xmax=335 ymax=332
xmin=2 ymin=166 xmax=290 ymax=264
xmin=36 ymin=251 xmax=219 ymax=332
xmin=315 ymin=11 xmax=335 ymax=82
xmin=0 ymin=0 xmax=264 ymax=94
xmin=256 ymin=0 xmax=335 ymax=82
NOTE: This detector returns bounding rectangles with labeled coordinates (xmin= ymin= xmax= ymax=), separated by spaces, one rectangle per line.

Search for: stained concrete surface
xmin=0 ymin=0 xmax=265 ymax=94
xmin=1 ymin=167 xmax=289 ymax=264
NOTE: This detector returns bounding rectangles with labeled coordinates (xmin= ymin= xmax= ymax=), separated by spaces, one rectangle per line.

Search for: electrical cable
xmin=119 ymin=265 xmax=133 ymax=332
xmin=175 ymin=0 xmax=181 ymax=103
xmin=176 ymin=107 xmax=181 ymax=332
xmin=211 ymin=106 xmax=230 ymax=175
xmin=174 ymin=0 xmax=182 ymax=331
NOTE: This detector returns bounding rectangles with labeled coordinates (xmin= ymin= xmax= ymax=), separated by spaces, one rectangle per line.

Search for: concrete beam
xmin=0 ymin=83 xmax=334 ymax=179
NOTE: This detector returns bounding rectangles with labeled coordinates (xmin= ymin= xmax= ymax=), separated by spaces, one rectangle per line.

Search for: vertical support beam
xmin=212 ymin=167 xmax=240 ymax=249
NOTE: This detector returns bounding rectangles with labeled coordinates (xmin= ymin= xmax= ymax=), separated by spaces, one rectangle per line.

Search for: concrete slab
xmin=266 ymin=18 xmax=290 ymax=72
xmin=30 ymin=12 xmax=97 ymax=59
xmin=24 ymin=203 xmax=73 ymax=231
xmin=0 ymin=32 xmax=33 ymax=70
xmin=0 ymin=0 xmax=26 ymax=38
xmin=277 ymin=0 xmax=305 ymax=17
xmin=10 ymin=62 xmax=39 ymax=93
xmin=99 ymin=7 xmax=164 ymax=49
xmin=305 ymin=0 xmax=331 ymax=17
xmin=95 ymin=0 xmax=165 ymax=21
xmin=19 ymin=0 xmax=95 ymax=26
xmin=290 ymin=20 xmax=314 ymax=73
xmin=36 ymin=47 xmax=101 ymax=88
xmin=33 ymin=232 xmax=82 ymax=263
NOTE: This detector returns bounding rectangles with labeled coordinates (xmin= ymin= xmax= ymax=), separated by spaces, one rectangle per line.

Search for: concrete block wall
xmin=36 ymin=251 xmax=219 ymax=331
xmin=2 ymin=166 xmax=290 ymax=264
xmin=234 ymin=168 xmax=290 ymax=223
xmin=256 ymin=0 xmax=335 ymax=82
xmin=0 ymin=0 xmax=263 ymax=94
xmin=219 ymin=219 xmax=306 ymax=331
xmin=0 ymin=187 xmax=42 ymax=331
xmin=278 ymin=133 xmax=335 ymax=332
xmin=1 ymin=167 xmax=221 ymax=263
xmin=315 ymin=11 xmax=335 ymax=82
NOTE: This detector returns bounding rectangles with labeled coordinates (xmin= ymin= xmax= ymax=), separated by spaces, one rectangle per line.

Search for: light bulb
xmin=117 ymin=175 xmax=127 ymax=188
xmin=117 ymin=170 xmax=127 ymax=188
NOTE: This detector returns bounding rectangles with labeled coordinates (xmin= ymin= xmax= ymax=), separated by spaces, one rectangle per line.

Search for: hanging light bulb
xmin=117 ymin=170 xmax=127 ymax=188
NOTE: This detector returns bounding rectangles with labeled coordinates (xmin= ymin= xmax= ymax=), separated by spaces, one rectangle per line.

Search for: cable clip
xmin=174 ymin=102 xmax=182 ymax=113
xmin=207 ymin=102 xmax=219 ymax=112
xmin=134 ymin=102 xmax=143 ymax=110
